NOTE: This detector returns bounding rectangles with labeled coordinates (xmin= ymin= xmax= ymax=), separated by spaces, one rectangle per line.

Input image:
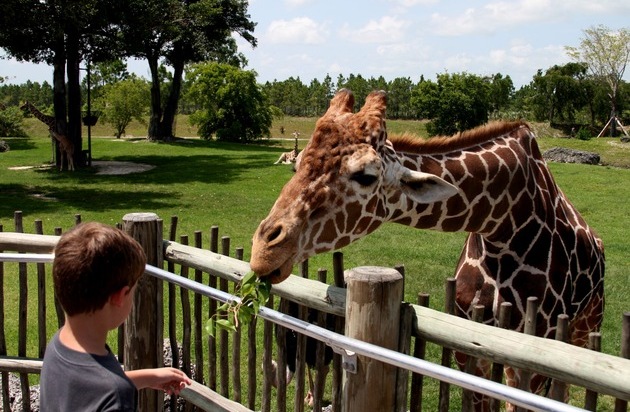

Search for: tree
xmin=0 ymin=106 xmax=27 ymax=137
xmin=529 ymin=63 xmax=591 ymax=123
xmin=97 ymin=77 xmax=150 ymax=138
xmin=411 ymin=73 xmax=491 ymax=136
xmin=388 ymin=77 xmax=414 ymax=119
xmin=566 ymin=25 xmax=630 ymax=135
xmin=0 ymin=0 xmax=124 ymax=168
xmin=486 ymin=73 xmax=514 ymax=114
xmin=186 ymin=63 xmax=272 ymax=142
xmin=118 ymin=0 xmax=256 ymax=141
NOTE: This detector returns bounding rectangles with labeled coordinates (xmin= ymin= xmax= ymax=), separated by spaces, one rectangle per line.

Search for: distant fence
xmin=0 ymin=210 xmax=629 ymax=412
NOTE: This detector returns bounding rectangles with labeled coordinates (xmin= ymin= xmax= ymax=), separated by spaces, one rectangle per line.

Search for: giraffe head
xmin=250 ymin=89 xmax=458 ymax=283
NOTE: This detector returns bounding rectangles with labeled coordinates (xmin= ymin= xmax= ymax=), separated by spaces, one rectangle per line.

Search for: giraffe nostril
xmin=266 ymin=225 xmax=283 ymax=244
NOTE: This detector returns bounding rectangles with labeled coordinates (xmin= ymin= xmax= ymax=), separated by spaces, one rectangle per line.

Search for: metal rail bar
xmin=0 ymin=253 xmax=586 ymax=412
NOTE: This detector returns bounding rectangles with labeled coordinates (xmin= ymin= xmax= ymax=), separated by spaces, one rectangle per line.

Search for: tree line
xmin=2 ymin=62 xmax=628 ymax=139
xmin=1 ymin=21 xmax=629 ymax=144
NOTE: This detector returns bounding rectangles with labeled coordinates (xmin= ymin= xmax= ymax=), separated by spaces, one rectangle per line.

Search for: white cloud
xmin=430 ymin=0 xmax=561 ymax=37
xmin=340 ymin=16 xmax=409 ymax=44
xmin=389 ymin=0 xmax=438 ymax=6
xmin=266 ymin=17 xmax=328 ymax=44
xmin=284 ymin=0 xmax=313 ymax=7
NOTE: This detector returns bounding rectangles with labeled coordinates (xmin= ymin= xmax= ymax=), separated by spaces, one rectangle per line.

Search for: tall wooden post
xmin=343 ymin=266 xmax=404 ymax=412
xmin=122 ymin=213 xmax=162 ymax=412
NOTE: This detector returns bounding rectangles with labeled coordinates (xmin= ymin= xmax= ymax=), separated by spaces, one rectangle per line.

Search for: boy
xmin=41 ymin=222 xmax=191 ymax=411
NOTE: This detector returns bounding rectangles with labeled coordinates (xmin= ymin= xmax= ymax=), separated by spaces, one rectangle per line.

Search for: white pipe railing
xmin=0 ymin=252 xmax=587 ymax=412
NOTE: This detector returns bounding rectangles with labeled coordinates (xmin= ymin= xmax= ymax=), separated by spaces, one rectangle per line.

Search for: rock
xmin=542 ymin=147 xmax=600 ymax=165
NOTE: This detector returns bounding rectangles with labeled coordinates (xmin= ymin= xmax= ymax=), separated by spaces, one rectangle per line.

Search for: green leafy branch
xmin=206 ymin=271 xmax=271 ymax=337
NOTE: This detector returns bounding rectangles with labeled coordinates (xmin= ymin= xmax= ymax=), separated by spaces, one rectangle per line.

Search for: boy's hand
xmin=127 ymin=367 xmax=192 ymax=394
xmin=153 ymin=367 xmax=192 ymax=395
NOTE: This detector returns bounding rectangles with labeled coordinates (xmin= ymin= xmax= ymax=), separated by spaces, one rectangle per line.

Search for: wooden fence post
xmin=122 ymin=212 xmax=162 ymax=412
xmin=343 ymin=266 xmax=404 ymax=412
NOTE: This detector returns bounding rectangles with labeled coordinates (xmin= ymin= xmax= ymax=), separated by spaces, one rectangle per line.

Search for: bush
xmin=575 ymin=127 xmax=592 ymax=140
xmin=0 ymin=106 xmax=27 ymax=137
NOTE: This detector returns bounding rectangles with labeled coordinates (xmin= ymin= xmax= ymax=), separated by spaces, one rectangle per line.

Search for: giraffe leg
xmin=67 ymin=150 xmax=75 ymax=171
xmin=455 ymin=351 xmax=492 ymax=412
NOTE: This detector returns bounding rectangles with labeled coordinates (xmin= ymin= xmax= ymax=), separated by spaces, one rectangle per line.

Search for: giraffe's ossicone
xmin=250 ymin=89 xmax=605 ymax=404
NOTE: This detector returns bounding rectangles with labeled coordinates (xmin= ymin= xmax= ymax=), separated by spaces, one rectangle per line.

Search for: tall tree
xmin=0 ymin=0 xmax=122 ymax=168
xmin=566 ymin=25 xmax=630 ymax=134
xmin=388 ymin=77 xmax=414 ymax=119
xmin=411 ymin=72 xmax=490 ymax=136
xmin=119 ymin=0 xmax=256 ymax=141
xmin=186 ymin=62 xmax=271 ymax=142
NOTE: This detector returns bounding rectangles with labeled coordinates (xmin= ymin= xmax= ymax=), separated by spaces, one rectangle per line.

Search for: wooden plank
xmin=410 ymin=305 xmax=630 ymax=401
xmin=0 ymin=232 xmax=59 ymax=252
xmin=179 ymin=380 xmax=254 ymax=412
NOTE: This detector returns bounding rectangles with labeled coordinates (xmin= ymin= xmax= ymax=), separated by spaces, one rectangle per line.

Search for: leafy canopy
xmin=186 ymin=63 xmax=272 ymax=142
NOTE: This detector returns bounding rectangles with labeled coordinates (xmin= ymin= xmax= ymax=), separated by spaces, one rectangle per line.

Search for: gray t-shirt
xmin=40 ymin=331 xmax=137 ymax=411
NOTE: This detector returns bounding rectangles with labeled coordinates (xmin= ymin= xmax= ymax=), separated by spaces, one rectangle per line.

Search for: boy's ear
xmin=109 ymin=285 xmax=131 ymax=308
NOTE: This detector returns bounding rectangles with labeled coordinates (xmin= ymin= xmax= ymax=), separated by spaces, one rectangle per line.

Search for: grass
xmin=1 ymin=116 xmax=629 ymax=410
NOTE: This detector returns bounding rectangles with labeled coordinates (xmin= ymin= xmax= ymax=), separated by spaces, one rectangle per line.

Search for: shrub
xmin=575 ymin=127 xmax=592 ymax=141
xmin=0 ymin=106 xmax=27 ymax=137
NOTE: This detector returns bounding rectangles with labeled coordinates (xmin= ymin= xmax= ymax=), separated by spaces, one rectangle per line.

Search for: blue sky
xmin=2 ymin=0 xmax=629 ymax=88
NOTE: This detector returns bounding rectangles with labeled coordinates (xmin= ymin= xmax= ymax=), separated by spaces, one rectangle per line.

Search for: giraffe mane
xmin=389 ymin=121 xmax=530 ymax=154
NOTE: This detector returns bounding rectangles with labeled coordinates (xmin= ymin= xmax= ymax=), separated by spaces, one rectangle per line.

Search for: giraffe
xmin=21 ymin=101 xmax=75 ymax=171
xmin=49 ymin=129 xmax=75 ymax=171
xmin=274 ymin=131 xmax=300 ymax=164
xmin=250 ymin=89 xmax=605 ymax=410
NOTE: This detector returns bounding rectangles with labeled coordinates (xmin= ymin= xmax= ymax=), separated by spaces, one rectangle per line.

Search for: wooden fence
xmin=0 ymin=211 xmax=629 ymax=412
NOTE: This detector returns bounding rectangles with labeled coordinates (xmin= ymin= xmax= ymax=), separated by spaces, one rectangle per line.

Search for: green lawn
xmin=1 ymin=116 xmax=629 ymax=410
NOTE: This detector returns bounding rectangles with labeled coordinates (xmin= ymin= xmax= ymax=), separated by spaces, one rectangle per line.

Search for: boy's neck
xmin=60 ymin=314 xmax=110 ymax=356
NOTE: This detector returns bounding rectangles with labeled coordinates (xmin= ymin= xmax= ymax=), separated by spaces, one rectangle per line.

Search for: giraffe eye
xmin=350 ymin=171 xmax=378 ymax=186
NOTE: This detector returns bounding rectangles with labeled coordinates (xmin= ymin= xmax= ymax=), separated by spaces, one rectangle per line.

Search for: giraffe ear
xmin=400 ymin=169 xmax=458 ymax=204
xmin=325 ymin=89 xmax=355 ymax=117
xmin=359 ymin=91 xmax=387 ymax=117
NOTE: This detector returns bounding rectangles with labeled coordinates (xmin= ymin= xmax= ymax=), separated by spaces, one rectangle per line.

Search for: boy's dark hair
xmin=53 ymin=222 xmax=146 ymax=316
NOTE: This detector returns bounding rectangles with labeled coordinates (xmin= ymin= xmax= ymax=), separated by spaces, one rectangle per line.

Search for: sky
xmin=1 ymin=0 xmax=630 ymax=89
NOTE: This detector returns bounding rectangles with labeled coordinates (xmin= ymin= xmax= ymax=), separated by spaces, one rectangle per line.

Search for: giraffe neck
xmin=24 ymin=102 xmax=55 ymax=129
xmin=385 ymin=129 xmax=555 ymax=239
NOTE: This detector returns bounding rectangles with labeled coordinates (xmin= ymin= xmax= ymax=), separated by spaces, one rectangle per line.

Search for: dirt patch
xmin=92 ymin=160 xmax=154 ymax=175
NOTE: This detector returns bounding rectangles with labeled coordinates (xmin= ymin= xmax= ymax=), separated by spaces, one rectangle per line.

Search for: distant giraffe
xmin=21 ymin=101 xmax=75 ymax=171
xmin=274 ymin=131 xmax=300 ymax=164
xmin=49 ymin=129 xmax=75 ymax=171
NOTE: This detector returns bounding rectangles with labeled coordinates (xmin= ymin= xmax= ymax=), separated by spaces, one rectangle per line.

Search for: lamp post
xmin=80 ymin=60 xmax=93 ymax=167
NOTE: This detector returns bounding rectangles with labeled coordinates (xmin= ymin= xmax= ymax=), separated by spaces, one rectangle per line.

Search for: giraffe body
xmin=21 ymin=101 xmax=75 ymax=171
xmin=250 ymin=90 xmax=604 ymax=409
xmin=49 ymin=129 xmax=75 ymax=171
xmin=274 ymin=148 xmax=299 ymax=164
xmin=274 ymin=132 xmax=301 ymax=164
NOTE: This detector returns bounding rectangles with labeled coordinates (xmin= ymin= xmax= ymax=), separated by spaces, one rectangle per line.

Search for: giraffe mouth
xmin=253 ymin=258 xmax=294 ymax=284
xmin=267 ymin=268 xmax=287 ymax=284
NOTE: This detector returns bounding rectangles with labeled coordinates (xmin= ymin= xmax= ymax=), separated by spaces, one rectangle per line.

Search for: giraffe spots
xmin=511 ymin=218 xmax=548 ymax=258
xmin=490 ymin=194 xmax=510 ymax=221
xmin=469 ymin=196 xmax=493 ymax=232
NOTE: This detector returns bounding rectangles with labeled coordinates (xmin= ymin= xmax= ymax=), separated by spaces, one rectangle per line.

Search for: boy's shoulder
xmin=41 ymin=332 xmax=137 ymax=411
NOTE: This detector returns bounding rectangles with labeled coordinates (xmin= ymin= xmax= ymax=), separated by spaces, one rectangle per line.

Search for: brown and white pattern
xmin=21 ymin=101 xmax=75 ymax=171
xmin=250 ymin=89 xmax=605 ymax=410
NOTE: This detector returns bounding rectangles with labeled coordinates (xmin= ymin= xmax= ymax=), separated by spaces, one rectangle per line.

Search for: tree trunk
xmin=52 ymin=34 xmax=67 ymax=169
xmin=147 ymin=54 xmax=162 ymax=141
xmin=66 ymin=25 xmax=82 ymax=167
xmin=159 ymin=45 xmax=185 ymax=141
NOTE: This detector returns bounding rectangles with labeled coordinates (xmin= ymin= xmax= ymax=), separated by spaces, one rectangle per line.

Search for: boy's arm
xmin=126 ymin=367 xmax=192 ymax=395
